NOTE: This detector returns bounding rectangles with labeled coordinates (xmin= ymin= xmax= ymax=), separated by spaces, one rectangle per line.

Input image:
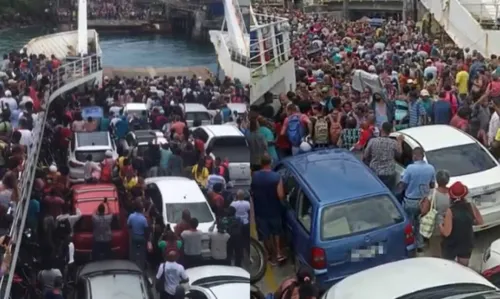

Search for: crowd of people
xmin=0 ymin=39 xmax=255 ymax=299
xmin=246 ymin=8 xmax=500 ymax=299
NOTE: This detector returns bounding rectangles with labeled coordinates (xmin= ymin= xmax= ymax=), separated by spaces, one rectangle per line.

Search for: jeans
xmin=92 ymin=240 xmax=111 ymax=261
xmin=378 ymin=173 xmax=397 ymax=192
xmin=403 ymin=199 xmax=423 ymax=249
xmin=129 ymin=234 xmax=147 ymax=270
xmin=227 ymin=236 xmax=244 ymax=267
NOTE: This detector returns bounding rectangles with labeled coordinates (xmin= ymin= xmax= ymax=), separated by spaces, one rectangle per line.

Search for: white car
xmin=481 ymin=238 xmax=500 ymax=285
xmin=123 ymin=130 xmax=167 ymax=157
xmin=68 ymin=131 xmax=118 ymax=183
xmin=183 ymin=103 xmax=212 ymax=127
xmin=124 ymin=102 xmax=148 ymax=118
xmin=322 ymin=257 xmax=498 ymax=299
xmin=144 ymin=176 xmax=215 ymax=258
xmin=390 ymin=125 xmax=500 ymax=231
xmin=191 ymin=125 xmax=251 ymax=187
xmin=184 ymin=265 xmax=250 ymax=299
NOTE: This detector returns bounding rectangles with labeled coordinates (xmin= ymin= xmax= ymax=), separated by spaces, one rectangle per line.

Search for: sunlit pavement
xmin=254 ymin=225 xmax=500 ymax=294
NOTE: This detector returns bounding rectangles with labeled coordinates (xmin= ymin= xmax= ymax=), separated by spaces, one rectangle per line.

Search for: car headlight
xmin=484 ymin=247 xmax=491 ymax=263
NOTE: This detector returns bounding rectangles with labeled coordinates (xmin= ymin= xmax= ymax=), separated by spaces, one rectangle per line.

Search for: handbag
xmin=420 ymin=189 xmax=438 ymax=239
xmin=155 ymin=263 xmax=166 ymax=293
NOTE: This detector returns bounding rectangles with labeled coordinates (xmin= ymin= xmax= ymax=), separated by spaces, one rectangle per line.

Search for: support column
xmin=77 ymin=0 xmax=88 ymax=56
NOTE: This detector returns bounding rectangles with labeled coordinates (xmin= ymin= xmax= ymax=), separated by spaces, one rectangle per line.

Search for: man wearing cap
xmin=408 ymin=90 xmax=427 ymax=127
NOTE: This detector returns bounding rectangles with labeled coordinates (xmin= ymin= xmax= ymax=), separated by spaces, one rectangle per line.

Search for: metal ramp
xmin=420 ymin=0 xmax=500 ymax=56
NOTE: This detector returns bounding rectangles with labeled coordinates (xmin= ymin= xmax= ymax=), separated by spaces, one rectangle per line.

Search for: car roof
xmin=125 ymin=103 xmax=147 ymax=110
xmin=200 ymin=125 xmax=244 ymax=137
xmin=75 ymin=132 xmax=111 ymax=148
xmin=185 ymin=266 xmax=250 ymax=284
xmin=226 ymin=103 xmax=247 ymax=113
xmin=325 ymin=257 xmax=496 ymax=299
xmin=397 ymin=125 xmax=475 ymax=151
xmin=284 ymin=149 xmax=387 ymax=203
xmin=78 ymin=260 xmax=142 ymax=277
xmin=145 ymin=177 xmax=206 ymax=204
xmin=184 ymin=103 xmax=209 ymax=112
xmin=210 ymin=283 xmax=250 ymax=298
xmin=72 ymin=184 xmax=119 ymax=214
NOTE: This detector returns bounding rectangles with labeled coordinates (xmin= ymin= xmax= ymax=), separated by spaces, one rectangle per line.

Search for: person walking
xmin=127 ymin=202 xmax=150 ymax=270
xmin=92 ymin=199 xmax=113 ymax=260
xmin=251 ymin=153 xmax=286 ymax=265
xmin=440 ymin=181 xmax=484 ymax=266
xmin=155 ymin=251 xmax=189 ymax=299
xmin=419 ymin=170 xmax=451 ymax=257
xmin=180 ymin=218 xmax=203 ymax=269
xmin=398 ymin=147 xmax=436 ymax=251
xmin=230 ymin=189 xmax=250 ymax=255
xmin=208 ymin=220 xmax=230 ymax=265
xmin=364 ymin=122 xmax=403 ymax=191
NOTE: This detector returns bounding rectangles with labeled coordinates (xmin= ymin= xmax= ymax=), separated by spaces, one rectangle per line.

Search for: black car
xmin=75 ymin=260 xmax=154 ymax=299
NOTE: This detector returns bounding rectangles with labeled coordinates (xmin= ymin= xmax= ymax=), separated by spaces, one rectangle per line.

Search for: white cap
xmin=299 ymin=141 xmax=312 ymax=153
xmin=105 ymin=150 xmax=113 ymax=157
xmin=4 ymin=90 xmax=11 ymax=97
xmin=49 ymin=165 xmax=58 ymax=173
xmin=368 ymin=65 xmax=376 ymax=72
xmin=420 ymin=89 xmax=430 ymax=97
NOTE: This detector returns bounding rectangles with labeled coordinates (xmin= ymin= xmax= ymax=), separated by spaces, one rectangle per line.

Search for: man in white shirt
xmin=18 ymin=119 xmax=33 ymax=148
xmin=488 ymin=98 xmax=500 ymax=146
xmin=156 ymin=251 xmax=189 ymax=299
xmin=0 ymin=90 xmax=18 ymax=112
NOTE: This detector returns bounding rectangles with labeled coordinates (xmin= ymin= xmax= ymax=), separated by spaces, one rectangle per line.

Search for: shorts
xmin=441 ymin=243 xmax=473 ymax=260
xmin=255 ymin=217 xmax=282 ymax=240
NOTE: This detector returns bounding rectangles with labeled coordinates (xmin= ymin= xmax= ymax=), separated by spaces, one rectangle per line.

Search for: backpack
xmin=286 ymin=114 xmax=304 ymax=147
xmin=313 ymin=116 xmax=329 ymax=144
xmin=55 ymin=217 xmax=72 ymax=239
xmin=100 ymin=160 xmax=113 ymax=182
xmin=164 ymin=240 xmax=180 ymax=256
xmin=213 ymin=112 xmax=222 ymax=125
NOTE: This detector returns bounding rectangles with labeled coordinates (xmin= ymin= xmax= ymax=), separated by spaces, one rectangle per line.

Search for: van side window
xmin=286 ymin=176 xmax=299 ymax=209
xmin=297 ymin=191 xmax=312 ymax=232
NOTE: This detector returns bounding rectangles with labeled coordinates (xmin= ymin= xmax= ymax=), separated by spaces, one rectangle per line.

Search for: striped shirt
xmin=408 ymin=100 xmax=426 ymax=127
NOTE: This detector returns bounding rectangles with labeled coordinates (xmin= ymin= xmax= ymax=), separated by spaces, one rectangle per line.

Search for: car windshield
xmin=425 ymin=143 xmax=496 ymax=177
xmin=76 ymin=132 xmax=110 ymax=147
xmin=321 ymin=194 xmax=403 ymax=240
xmin=186 ymin=112 xmax=211 ymax=121
xmin=165 ymin=202 xmax=214 ymax=223
xmin=126 ymin=109 xmax=145 ymax=117
xmin=396 ymin=283 xmax=497 ymax=299
xmin=89 ymin=273 xmax=148 ymax=299
xmin=136 ymin=145 xmax=149 ymax=157
xmin=211 ymin=137 xmax=249 ymax=163
xmin=75 ymin=150 xmax=107 ymax=162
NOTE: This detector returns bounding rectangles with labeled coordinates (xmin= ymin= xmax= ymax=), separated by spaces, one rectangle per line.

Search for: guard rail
xmin=0 ymin=54 xmax=103 ymax=298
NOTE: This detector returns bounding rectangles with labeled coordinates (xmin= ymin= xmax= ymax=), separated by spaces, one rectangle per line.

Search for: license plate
xmin=351 ymin=244 xmax=385 ymax=261
xmin=474 ymin=193 xmax=497 ymax=206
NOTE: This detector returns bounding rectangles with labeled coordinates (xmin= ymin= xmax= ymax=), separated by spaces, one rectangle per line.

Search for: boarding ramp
xmin=421 ymin=0 xmax=500 ymax=56
xmin=0 ymin=52 xmax=103 ymax=299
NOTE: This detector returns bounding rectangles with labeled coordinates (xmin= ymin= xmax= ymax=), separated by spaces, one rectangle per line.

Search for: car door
xmin=277 ymin=165 xmax=308 ymax=265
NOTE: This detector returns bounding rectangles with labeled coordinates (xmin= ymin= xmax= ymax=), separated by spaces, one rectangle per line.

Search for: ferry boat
xmin=208 ymin=1 xmax=296 ymax=107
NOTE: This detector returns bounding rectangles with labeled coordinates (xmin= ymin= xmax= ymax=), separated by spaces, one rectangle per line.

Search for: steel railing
xmin=250 ymin=13 xmax=292 ymax=78
xmin=0 ymin=54 xmax=102 ymax=298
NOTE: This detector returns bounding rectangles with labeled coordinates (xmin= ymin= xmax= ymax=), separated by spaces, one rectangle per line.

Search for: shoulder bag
xmin=420 ymin=189 xmax=438 ymax=239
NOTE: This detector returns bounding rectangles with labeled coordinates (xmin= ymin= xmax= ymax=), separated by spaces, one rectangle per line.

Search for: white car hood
xmin=449 ymin=166 xmax=500 ymax=196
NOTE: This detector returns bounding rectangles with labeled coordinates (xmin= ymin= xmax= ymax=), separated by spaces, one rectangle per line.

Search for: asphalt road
xmin=254 ymin=225 xmax=500 ymax=294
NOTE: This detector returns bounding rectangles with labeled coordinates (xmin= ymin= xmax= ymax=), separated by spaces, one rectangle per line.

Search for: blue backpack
xmin=287 ymin=114 xmax=304 ymax=147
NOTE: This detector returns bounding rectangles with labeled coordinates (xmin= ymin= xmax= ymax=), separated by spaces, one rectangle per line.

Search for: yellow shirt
xmin=455 ymin=71 xmax=469 ymax=94
xmin=495 ymin=128 xmax=500 ymax=142
xmin=192 ymin=165 xmax=209 ymax=187
xmin=124 ymin=176 xmax=138 ymax=190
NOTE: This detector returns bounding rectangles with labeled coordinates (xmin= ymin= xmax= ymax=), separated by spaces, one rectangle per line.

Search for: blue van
xmin=276 ymin=149 xmax=415 ymax=290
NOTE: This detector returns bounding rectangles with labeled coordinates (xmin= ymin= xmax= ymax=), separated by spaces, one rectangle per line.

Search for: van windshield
xmin=211 ymin=137 xmax=249 ymax=163
xmin=186 ymin=112 xmax=211 ymax=121
xmin=320 ymin=195 xmax=404 ymax=240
